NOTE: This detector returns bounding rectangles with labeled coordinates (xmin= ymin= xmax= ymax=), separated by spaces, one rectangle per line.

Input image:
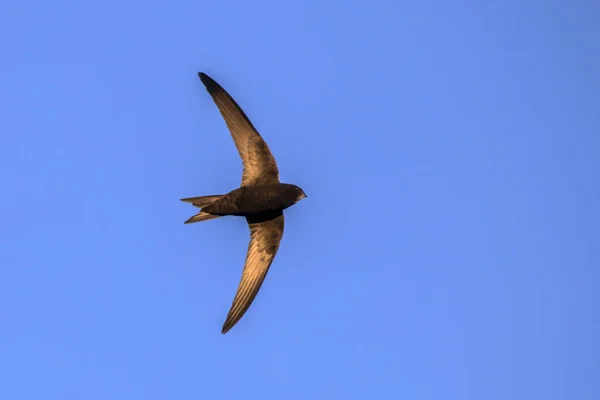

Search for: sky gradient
xmin=1 ymin=1 xmax=599 ymax=399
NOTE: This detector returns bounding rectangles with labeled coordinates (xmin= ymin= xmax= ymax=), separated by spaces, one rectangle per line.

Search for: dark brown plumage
xmin=181 ymin=72 xmax=307 ymax=334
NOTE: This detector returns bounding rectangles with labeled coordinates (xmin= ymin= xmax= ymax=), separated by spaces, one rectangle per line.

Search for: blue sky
xmin=1 ymin=1 xmax=598 ymax=399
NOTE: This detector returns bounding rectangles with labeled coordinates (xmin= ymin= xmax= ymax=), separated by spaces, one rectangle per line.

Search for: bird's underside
xmin=181 ymin=72 xmax=304 ymax=334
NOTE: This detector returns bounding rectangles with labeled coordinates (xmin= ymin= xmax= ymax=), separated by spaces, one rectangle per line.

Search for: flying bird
xmin=181 ymin=72 xmax=307 ymax=334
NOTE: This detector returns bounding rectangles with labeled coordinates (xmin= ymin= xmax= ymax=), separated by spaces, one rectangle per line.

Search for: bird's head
xmin=282 ymin=184 xmax=307 ymax=205
xmin=295 ymin=186 xmax=307 ymax=202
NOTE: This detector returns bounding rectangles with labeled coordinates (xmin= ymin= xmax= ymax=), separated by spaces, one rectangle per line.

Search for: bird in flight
xmin=181 ymin=72 xmax=307 ymax=334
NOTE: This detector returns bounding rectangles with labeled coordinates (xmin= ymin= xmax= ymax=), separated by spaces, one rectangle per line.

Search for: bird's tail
xmin=183 ymin=211 xmax=222 ymax=224
xmin=180 ymin=195 xmax=223 ymax=224
xmin=180 ymin=195 xmax=223 ymax=208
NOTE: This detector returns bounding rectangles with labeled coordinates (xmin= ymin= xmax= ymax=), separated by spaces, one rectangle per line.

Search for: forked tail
xmin=180 ymin=195 xmax=222 ymax=208
xmin=180 ymin=195 xmax=223 ymax=224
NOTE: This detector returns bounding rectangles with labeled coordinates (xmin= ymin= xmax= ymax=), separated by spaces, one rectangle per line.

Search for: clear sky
xmin=1 ymin=1 xmax=598 ymax=399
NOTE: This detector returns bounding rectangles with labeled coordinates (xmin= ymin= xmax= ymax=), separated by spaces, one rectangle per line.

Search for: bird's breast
xmin=238 ymin=186 xmax=291 ymax=214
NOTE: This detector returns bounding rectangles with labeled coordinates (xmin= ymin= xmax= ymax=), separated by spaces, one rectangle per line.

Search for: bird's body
xmin=181 ymin=72 xmax=306 ymax=334
xmin=202 ymin=184 xmax=304 ymax=216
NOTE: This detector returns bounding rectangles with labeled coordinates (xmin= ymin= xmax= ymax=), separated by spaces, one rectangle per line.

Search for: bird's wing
xmin=198 ymin=72 xmax=280 ymax=186
xmin=221 ymin=212 xmax=285 ymax=334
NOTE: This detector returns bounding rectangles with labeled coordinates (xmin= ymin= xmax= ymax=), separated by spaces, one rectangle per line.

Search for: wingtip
xmin=198 ymin=72 xmax=210 ymax=84
xmin=198 ymin=72 xmax=222 ymax=92
xmin=221 ymin=314 xmax=239 ymax=334
xmin=221 ymin=323 xmax=231 ymax=335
